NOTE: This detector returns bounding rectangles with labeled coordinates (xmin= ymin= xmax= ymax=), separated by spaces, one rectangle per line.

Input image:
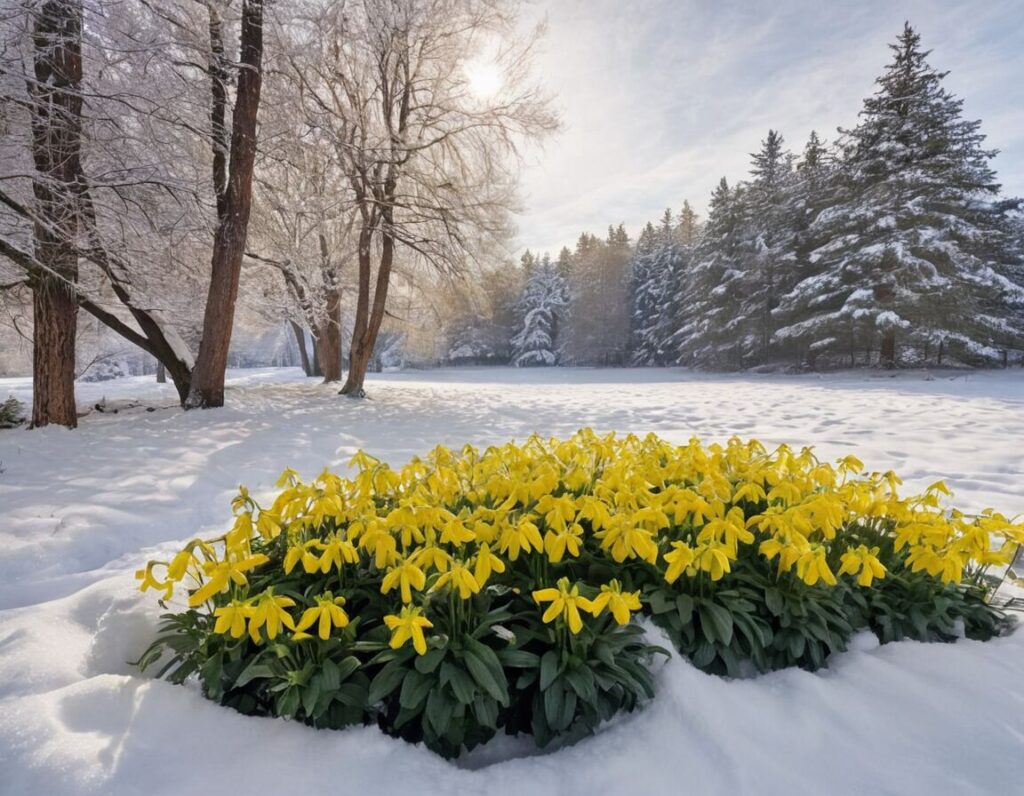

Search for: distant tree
xmin=673 ymin=178 xmax=748 ymax=367
xmin=511 ymin=254 xmax=567 ymax=366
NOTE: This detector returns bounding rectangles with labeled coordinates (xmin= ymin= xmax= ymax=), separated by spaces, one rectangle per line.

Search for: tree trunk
xmin=340 ymin=224 xmax=393 ymax=397
xmin=29 ymin=0 xmax=83 ymax=429
xmin=319 ymin=286 xmax=343 ymax=382
xmin=186 ymin=0 xmax=264 ymax=409
xmin=880 ymin=328 xmax=896 ymax=368
xmin=290 ymin=320 xmax=312 ymax=376
xmin=318 ymin=234 xmax=342 ymax=383
xmin=311 ymin=337 xmax=323 ymax=377
xmin=156 ymin=362 xmax=166 ymax=383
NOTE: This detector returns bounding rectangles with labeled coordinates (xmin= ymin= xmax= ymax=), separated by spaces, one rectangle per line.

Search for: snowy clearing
xmin=1 ymin=366 xmax=1023 ymax=796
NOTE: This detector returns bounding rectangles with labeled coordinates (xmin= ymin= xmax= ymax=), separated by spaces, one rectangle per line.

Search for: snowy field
xmin=1 ymin=366 xmax=1023 ymax=796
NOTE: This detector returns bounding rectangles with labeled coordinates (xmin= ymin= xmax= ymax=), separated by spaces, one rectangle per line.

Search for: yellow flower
xmin=411 ymin=544 xmax=453 ymax=574
xmin=837 ymin=545 xmax=887 ymax=587
xmin=497 ymin=518 xmax=544 ymax=560
xmin=663 ymin=541 xmax=696 ymax=584
xmin=166 ymin=547 xmax=197 ymax=582
xmin=188 ymin=553 xmax=269 ymax=607
xmin=275 ymin=467 xmax=300 ymax=488
xmin=439 ymin=516 xmax=476 ymax=546
xmin=698 ymin=506 xmax=754 ymax=554
xmin=384 ymin=605 xmax=434 ymax=655
xmin=247 ymin=588 xmax=296 ymax=643
xmin=358 ymin=522 xmax=398 ymax=569
xmin=905 ymin=545 xmax=964 ymax=584
xmin=759 ymin=534 xmax=808 ymax=573
xmin=695 ymin=542 xmax=732 ymax=580
xmin=315 ymin=533 xmax=359 ymax=574
xmin=381 ymin=558 xmax=427 ymax=603
xmin=135 ymin=563 xmax=173 ymax=600
xmin=588 ymin=580 xmax=641 ymax=625
xmin=595 ymin=520 xmax=658 ymax=564
xmin=283 ymin=539 xmax=320 ymax=575
xmin=532 ymin=577 xmax=594 ymax=634
xmin=535 ymin=494 xmax=578 ymax=531
xmin=295 ymin=593 xmax=350 ymax=640
xmin=432 ymin=560 xmax=481 ymax=599
xmin=795 ymin=546 xmax=837 ymax=587
xmin=256 ymin=511 xmax=282 ymax=539
xmin=543 ymin=522 xmax=583 ymax=563
xmin=213 ymin=599 xmax=253 ymax=638
xmin=472 ymin=543 xmax=505 ymax=585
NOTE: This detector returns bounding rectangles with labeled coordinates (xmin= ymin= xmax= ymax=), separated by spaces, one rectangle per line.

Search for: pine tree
xmin=628 ymin=221 xmax=659 ymax=361
xmin=630 ymin=208 xmax=695 ymax=364
xmin=673 ymin=178 xmax=749 ymax=366
xmin=776 ymin=23 xmax=1024 ymax=367
xmin=740 ymin=130 xmax=799 ymax=361
xmin=511 ymin=253 xmax=567 ymax=366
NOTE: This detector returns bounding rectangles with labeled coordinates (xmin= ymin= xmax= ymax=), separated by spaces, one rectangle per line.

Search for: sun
xmin=463 ymin=58 xmax=503 ymax=99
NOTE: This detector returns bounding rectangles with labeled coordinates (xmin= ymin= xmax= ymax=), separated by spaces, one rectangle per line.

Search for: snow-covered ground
xmin=1 ymin=366 xmax=1023 ymax=796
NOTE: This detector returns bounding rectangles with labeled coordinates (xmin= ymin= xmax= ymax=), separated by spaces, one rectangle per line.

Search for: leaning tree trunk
xmin=186 ymin=0 xmax=264 ymax=409
xmin=290 ymin=320 xmax=312 ymax=376
xmin=29 ymin=0 xmax=83 ymax=429
xmin=340 ymin=224 xmax=393 ymax=398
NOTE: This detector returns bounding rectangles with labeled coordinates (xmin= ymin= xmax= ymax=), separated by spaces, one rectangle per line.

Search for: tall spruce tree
xmin=511 ymin=253 xmax=567 ymax=366
xmin=775 ymin=23 xmax=1024 ymax=366
xmin=672 ymin=178 xmax=749 ymax=366
xmin=741 ymin=130 xmax=799 ymax=361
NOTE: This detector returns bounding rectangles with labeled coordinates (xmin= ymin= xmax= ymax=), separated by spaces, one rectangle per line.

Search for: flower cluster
xmin=136 ymin=430 xmax=1021 ymax=756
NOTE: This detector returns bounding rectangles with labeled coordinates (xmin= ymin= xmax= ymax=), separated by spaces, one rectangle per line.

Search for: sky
xmin=512 ymin=0 xmax=1024 ymax=256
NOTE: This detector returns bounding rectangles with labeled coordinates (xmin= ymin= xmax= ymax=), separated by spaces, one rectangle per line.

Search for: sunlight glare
xmin=464 ymin=58 xmax=503 ymax=99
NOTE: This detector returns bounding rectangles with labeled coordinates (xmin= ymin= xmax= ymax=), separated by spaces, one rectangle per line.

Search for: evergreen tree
xmin=741 ymin=130 xmax=799 ymax=361
xmin=672 ymin=178 xmax=748 ymax=366
xmin=776 ymin=24 xmax=1024 ymax=366
xmin=511 ymin=253 xmax=567 ymax=366
xmin=563 ymin=228 xmax=631 ymax=364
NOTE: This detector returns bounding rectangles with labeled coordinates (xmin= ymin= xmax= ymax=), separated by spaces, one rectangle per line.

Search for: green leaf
xmin=367 ymin=659 xmax=407 ymax=704
xmin=559 ymin=688 xmax=578 ymax=732
xmin=462 ymin=636 xmax=509 ymax=705
xmin=472 ymin=694 xmax=499 ymax=729
xmin=675 ymin=594 xmax=695 ymax=622
xmin=440 ymin=662 xmax=477 ymax=705
xmin=544 ymin=679 xmax=565 ymax=729
xmin=399 ymin=669 xmax=434 ymax=710
xmin=335 ymin=655 xmax=362 ymax=683
xmin=648 ymin=589 xmax=677 ymax=614
xmin=302 ymin=676 xmax=322 ymax=717
xmin=700 ymin=602 xmax=734 ymax=646
xmin=414 ymin=647 xmax=446 ymax=674
xmin=425 ymin=685 xmax=456 ymax=736
xmin=233 ymin=661 xmax=274 ymax=689
xmin=539 ymin=650 xmax=561 ymax=691
xmin=495 ymin=648 xmax=540 ymax=669
xmin=319 ymin=659 xmax=341 ymax=692
xmin=334 ymin=681 xmax=367 ymax=708
xmin=563 ymin=664 xmax=596 ymax=701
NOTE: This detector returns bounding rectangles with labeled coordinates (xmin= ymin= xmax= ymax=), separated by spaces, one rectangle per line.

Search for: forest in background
xmin=2 ymin=8 xmax=1024 ymax=431
xmin=457 ymin=24 xmax=1024 ymax=371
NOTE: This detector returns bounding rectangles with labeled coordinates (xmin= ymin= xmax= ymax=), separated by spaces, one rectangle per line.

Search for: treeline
xmin=448 ymin=24 xmax=1024 ymax=370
